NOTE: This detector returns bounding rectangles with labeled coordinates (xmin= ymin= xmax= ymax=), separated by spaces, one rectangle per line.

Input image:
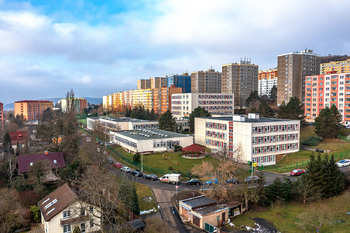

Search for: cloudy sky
xmin=1 ymin=0 xmax=350 ymax=104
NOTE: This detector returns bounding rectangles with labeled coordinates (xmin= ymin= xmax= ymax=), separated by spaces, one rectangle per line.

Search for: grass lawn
xmin=135 ymin=182 xmax=158 ymax=212
xmin=78 ymin=119 xmax=87 ymax=125
xmin=225 ymin=191 xmax=350 ymax=233
xmin=113 ymin=147 xmax=221 ymax=174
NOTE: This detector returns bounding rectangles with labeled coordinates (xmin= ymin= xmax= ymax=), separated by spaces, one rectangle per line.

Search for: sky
xmin=1 ymin=0 xmax=350 ymax=104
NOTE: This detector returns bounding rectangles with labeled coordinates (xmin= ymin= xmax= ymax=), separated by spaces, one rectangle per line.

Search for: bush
xmin=133 ymin=152 xmax=141 ymax=163
xmin=301 ymin=136 xmax=323 ymax=146
xmin=174 ymin=145 xmax=182 ymax=152
xmin=168 ymin=166 xmax=173 ymax=170
xmin=30 ymin=205 xmax=41 ymax=223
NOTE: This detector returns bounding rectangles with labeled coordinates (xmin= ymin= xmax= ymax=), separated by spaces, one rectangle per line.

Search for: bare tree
xmin=293 ymin=177 xmax=322 ymax=204
xmin=143 ymin=216 xmax=175 ymax=233
xmin=79 ymin=138 xmax=108 ymax=170
xmin=28 ymin=160 xmax=51 ymax=185
xmin=295 ymin=204 xmax=335 ymax=232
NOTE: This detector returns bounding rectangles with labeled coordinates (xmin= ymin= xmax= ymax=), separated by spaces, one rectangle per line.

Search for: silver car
xmin=336 ymin=159 xmax=350 ymax=167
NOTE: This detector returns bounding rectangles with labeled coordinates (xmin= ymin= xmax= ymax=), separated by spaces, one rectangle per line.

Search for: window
xmin=90 ymin=219 xmax=94 ymax=228
xmin=81 ymin=223 xmax=86 ymax=233
xmin=89 ymin=206 xmax=93 ymax=213
xmin=63 ymin=225 xmax=71 ymax=233
xmin=63 ymin=210 xmax=71 ymax=218
xmin=81 ymin=209 xmax=85 ymax=216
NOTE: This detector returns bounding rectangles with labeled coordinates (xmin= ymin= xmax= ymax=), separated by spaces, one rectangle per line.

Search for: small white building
xmin=258 ymin=78 xmax=277 ymax=96
xmin=87 ymin=117 xmax=159 ymax=131
xmin=110 ymin=129 xmax=193 ymax=154
xmin=171 ymin=93 xmax=234 ymax=120
xmin=195 ymin=113 xmax=300 ymax=165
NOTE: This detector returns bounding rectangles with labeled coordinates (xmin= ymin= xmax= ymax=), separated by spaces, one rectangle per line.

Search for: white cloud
xmin=76 ymin=76 xmax=92 ymax=84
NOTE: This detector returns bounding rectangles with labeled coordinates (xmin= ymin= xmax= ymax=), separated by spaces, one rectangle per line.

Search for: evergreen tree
xmin=265 ymin=177 xmax=294 ymax=205
xmin=245 ymin=90 xmax=260 ymax=106
xmin=150 ymin=109 xmax=156 ymax=120
xmin=304 ymin=152 xmax=325 ymax=192
xmin=270 ymin=85 xmax=277 ymax=103
xmin=188 ymin=107 xmax=211 ymax=133
xmin=256 ymin=172 xmax=267 ymax=205
xmin=133 ymin=152 xmax=141 ymax=164
xmin=249 ymin=107 xmax=259 ymax=114
xmin=323 ymin=154 xmax=344 ymax=198
xmin=314 ymin=106 xmax=342 ymax=138
xmin=277 ymin=97 xmax=304 ymax=121
xmin=258 ymin=100 xmax=274 ymax=118
xmin=3 ymin=131 xmax=13 ymax=153
xmin=130 ymin=182 xmax=140 ymax=215
xmin=117 ymin=176 xmax=140 ymax=215
xmin=158 ymin=110 xmax=176 ymax=131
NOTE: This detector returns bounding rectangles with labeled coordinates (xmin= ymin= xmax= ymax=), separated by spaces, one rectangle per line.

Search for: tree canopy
xmin=258 ymin=100 xmax=275 ymax=118
xmin=245 ymin=90 xmax=260 ymax=106
xmin=158 ymin=110 xmax=176 ymax=132
xmin=270 ymin=85 xmax=277 ymax=103
xmin=314 ymin=105 xmax=342 ymax=138
xmin=277 ymin=97 xmax=304 ymax=121
xmin=188 ymin=107 xmax=211 ymax=133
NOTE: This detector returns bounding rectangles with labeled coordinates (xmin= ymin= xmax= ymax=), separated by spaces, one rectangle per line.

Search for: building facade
xmin=320 ymin=59 xmax=350 ymax=74
xmin=102 ymin=94 xmax=113 ymax=111
xmin=167 ymin=73 xmax=191 ymax=93
xmin=191 ymin=68 xmax=222 ymax=93
xmin=14 ymin=100 xmax=54 ymax=121
xmin=137 ymin=79 xmax=151 ymax=90
xmin=258 ymin=69 xmax=278 ymax=96
xmin=110 ymin=129 xmax=193 ymax=154
xmin=221 ymin=60 xmax=259 ymax=106
xmin=87 ymin=117 xmax=159 ymax=131
xmin=304 ymin=71 xmax=350 ymax=125
xmin=277 ymin=49 xmax=320 ymax=105
xmin=152 ymin=86 xmax=182 ymax=115
xmin=61 ymin=98 xmax=87 ymax=113
xmin=150 ymin=77 xmax=168 ymax=89
xmin=0 ymin=102 xmax=3 ymax=131
xmin=195 ymin=114 xmax=300 ymax=165
xmin=171 ymin=93 xmax=234 ymax=120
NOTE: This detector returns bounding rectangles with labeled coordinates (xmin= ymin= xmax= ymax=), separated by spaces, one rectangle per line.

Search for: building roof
xmin=38 ymin=183 xmax=78 ymax=222
xmin=199 ymin=115 xmax=298 ymax=123
xmin=126 ymin=219 xmax=145 ymax=229
xmin=9 ymin=130 xmax=28 ymax=145
xmin=182 ymin=144 xmax=205 ymax=152
xmin=90 ymin=116 xmax=157 ymax=123
xmin=194 ymin=204 xmax=228 ymax=216
xmin=15 ymin=100 xmax=52 ymax=103
xmin=17 ymin=152 xmax=66 ymax=173
xmin=180 ymin=195 xmax=217 ymax=209
xmin=113 ymin=128 xmax=192 ymax=141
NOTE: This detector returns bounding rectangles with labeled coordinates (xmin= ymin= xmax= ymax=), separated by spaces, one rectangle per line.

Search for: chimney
xmin=44 ymin=151 xmax=49 ymax=155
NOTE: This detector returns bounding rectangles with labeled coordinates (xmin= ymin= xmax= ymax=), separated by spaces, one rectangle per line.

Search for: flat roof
xmin=194 ymin=204 xmax=227 ymax=215
xmin=89 ymin=117 xmax=157 ymax=123
xmin=198 ymin=116 xmax=298 ymax=123
xmin=113 ymin=128 xmax=192 ymax=140
xmin=180 ymin=195 xmax=217 ymax=208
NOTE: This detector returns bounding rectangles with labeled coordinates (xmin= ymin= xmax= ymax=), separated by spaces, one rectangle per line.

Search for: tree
xmin=158 ymin=110 xmax=176 ymax=132
xmin=249 ymin=107 xmax=259 ymax=114
xmin=270 ymin=85 xmax=277 ymax=103
xmin=277 ymin=97 xmax=304 ymax=121
xmin=188 ymin=107 xmax=211 ymax=133
xmin=28 ymin=160 xmax=50 ymax=186
xmin=245 ymin=90 xmax=260 ymax=106
xmin=322 ymin=154 xmax=344 ymax=198
xmin=258 ymin=100 xmax=274 ymax=118
xmin=60 ymin=160 xmax=85 ymax=183
xmin=295 ymin=204 xmax=334 ymax=232
xmin=133 ymin=152 xmax=141 ymax=164
xmin=30 ymin=205 xmax=41 ymax=223
xmin=143 ymin=216 xmax=175 ymax=233
xmin=117 ymin=175 xmax=140 ymax=215
xmin=234 ymin=181 xmax=260 ymax=211
xmin=3 ymin=131 xmax=12 ymax=153
xmin=79 ymin=138 xmax=107 ymax=170
xmin=303 ymin=152 xmax=325 ymax=193
xmin=41 ymin=108 xmax=54 ymax=122
xmin=293 ymin=176 xmax=321 ymax=204
xmin=264 ymin=177 xmax=293 ymax=204
xmin=1 ymin=131 xmax=16 ymax=186
xmin=314 ymin=106 xmax=342 ymax=138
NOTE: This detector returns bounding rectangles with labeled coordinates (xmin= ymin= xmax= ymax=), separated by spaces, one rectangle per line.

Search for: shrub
xmin=30 ymin=205 xmax=41 ymax=223
xmin=301 ymin=136 xmax=323 ymax=146
xmin=133 ymin=152 xmax=141 ymax=163
xmin=168 ymin=166 xmax=173 ymax=170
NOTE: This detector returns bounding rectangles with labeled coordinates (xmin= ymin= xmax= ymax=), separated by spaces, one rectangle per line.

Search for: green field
xmin=225 ymin=191 xmax=350 ymax=233
xmin=135 ymin=182 xmax=158 ymax=212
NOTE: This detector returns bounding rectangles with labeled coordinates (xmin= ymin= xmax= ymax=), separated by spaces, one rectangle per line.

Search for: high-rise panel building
xmin=0 ymin=102 xmax=3 ymax=131
xmin=221 ymin=60 xmax=258 ymax=106
xmin=137 ymin=79 xmax=151 ymax=90
xmin=258 ymin=69 xmax=278 ymax=96
xmin=103 ymin=94 xmax=113 ymax=111
xmin=277 ymin=49 xmax=320 ymax=105
xmin=320 ymin=59 xmax=350 ymax=74
xmin=14 ymin=100 xmax=54 ymax=121
xmin=167 ymin=73 xmax=191 ymax=93
xmin=191 ymin=68 xmax=222 ymax=93
xmin=150 ymin=77 xmax=168 ymax=89
xmin=153 ymin=86 xmax=182 ymax=115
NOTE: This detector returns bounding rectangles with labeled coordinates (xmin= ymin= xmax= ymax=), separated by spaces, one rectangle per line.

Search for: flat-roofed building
xmin=258 ymin=69 xmax=277 ymax=96
xmin=167 ymin=73 xmax=191 ymax=93
xmin=87 ymin=117 xmax=159 ymax=132
xmin=103 ymin=94 xmax=113 ymax=111
xmin=137 ymin=79 xmax=151 ymax=90
xmin=195 ymin=114 xmax=300 ymax=165
xmin=191 ymin=68 xmax=222 ymax=93
xmin=110 ymin=128 xmax=193 ymax=154
xmin=150 ymin=77 xmax=168 ymax=89
xmin=15 ymin=100 xmax=54 ymax=121
xmin=171 ymin=93 xmax=234 ymax=120
xmin=152 ymin=86 xmax=182 ymax=115
xmin=320 ymin=59 xmax=350 ymax=74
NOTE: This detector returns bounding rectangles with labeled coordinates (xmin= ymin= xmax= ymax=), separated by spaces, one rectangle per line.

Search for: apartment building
xmin=151 ymin=77 xmax=168 ymax=89
xmin=153 ymin=86 xmax=182 ymax=115
xmin=195 ymin=114 xmax=300 ymax=165
xmin=258 ymin=69 xmax=278 ymax=96
xmin=0 ymin=102 xmax=3 ymax=131
xmin=171 ymin=93 xmax=234 ymax=120
xmin=320 ymin=59 xmax=350 ymax=74
xmin=137 ymin=79 xmax=151 ymax=90
xmin=277 ymin=49 xmax=320 ymax=105
xmin=87 ymin=117 xmax=159 ymax=131
xmin=222 ymin=59 xmax=258 ymax=106
xmin=191 ymin=68 xmax=222 ymax=93
xmin=14 ymin=100 xmax=54 ymax=121
xmin=61 ymin=98 xmax=87 ymax=113
xmin=102 ymin=94 xmax=113 ymax=111
xmin=304 ymin=71 xmax=350 ymax=125
xmin=167 ymin=73 xmax=191 ymax=93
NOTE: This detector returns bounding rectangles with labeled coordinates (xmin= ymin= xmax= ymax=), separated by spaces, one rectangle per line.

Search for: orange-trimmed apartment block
xmin=320 ymin=59 xmax=350 ymax=74
xmin=15 ymin=100 xmax=53 ymax=121
xmin=153 ymin=86 xmax=182 ymax=115
xmin=258 ymin=68 xmax=277 ymax=81
xmin=0 ymin=102 xmax=3 ymax=131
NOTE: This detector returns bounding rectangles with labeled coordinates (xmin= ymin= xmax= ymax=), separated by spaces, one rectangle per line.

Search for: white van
xmin=159 ymin=174 xmax=181 ymax=185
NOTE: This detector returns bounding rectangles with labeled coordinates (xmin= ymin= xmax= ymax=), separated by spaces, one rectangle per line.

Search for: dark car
xmin=225 ymin=178 xmax=239 ymax=184
xmin=245 ymin=176 xmax=259 ymax=183
xmin=143 ymin=174 xmax=158 ymax=181
xmin=187 ymin=179 xmax=201 ymax=185
xmin=130 ymin=171 xmax=143 ymax=177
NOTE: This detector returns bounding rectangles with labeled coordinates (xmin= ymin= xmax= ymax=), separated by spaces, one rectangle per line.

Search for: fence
xmin=107 ymin=146 xmax=193 ymax=177
xmin=338 ymin=135 xmax=350 ymax=141
xmin=260 ymin=151 xmax=350 ymax=171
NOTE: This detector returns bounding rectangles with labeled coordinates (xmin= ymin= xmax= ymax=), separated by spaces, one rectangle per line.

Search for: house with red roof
xmin=9 ymin=130 xmax=29 ymax=152
xmin=17 ymin=152 xmax=66 ymax=173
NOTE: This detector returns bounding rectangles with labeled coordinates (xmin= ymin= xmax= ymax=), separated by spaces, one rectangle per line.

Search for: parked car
xmin=225 ymin=178 xmax=239 ymax=184
xmin=143 ymin=174 xmax=158 ymax=181
xmin=130 ymin=170 xmax=143 ymax=177
xmin=245 ymin=176 xmax=259 ymax=183
xmin=113 ymin=163 xmax=123 ymax=168
xmin=336 ymin=159 xmax=350 ymax=167
xmin=107 ymin=158 xmax=114 ymax=164
xmin=290 ymin=169 xmax=306 ymax=176
xmin=206 ymin=179 xmax=219 ymax=185
xmin=187 ymin=179 xmax=201 ymax=185
xmin=159 ymin=174 xmax=181 ymax=185
xmin=121 ymin=167 xmax=130 ymax=173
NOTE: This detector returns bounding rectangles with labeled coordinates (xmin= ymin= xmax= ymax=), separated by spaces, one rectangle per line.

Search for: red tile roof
xmin=38 ymin=183 xmax=78 ymax=222
xmin=9 ymin=131 xmax=28 ymax=145
xmin=17 ymin=152 xmax=66 ymax=173
xmin=15 ymin=100 xmax=52 ymax=103
xmin=182 ymin=144 xmax=205 ymax=152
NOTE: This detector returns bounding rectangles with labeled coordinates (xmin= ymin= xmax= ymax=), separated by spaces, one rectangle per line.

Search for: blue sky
xmin=1 ymin=0 xmax=350 ymax=104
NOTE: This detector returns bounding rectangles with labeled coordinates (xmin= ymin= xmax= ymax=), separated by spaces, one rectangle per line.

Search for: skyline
xmin=1 ymin=0 xmax=350 ymax=104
